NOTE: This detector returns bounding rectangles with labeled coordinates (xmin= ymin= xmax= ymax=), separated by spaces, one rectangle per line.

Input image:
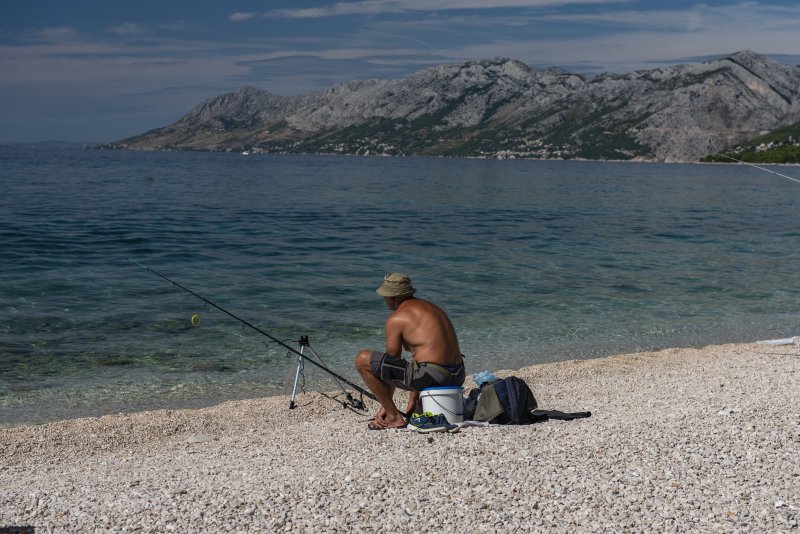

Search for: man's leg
xmin=355 ymin=350 xmax=406 ymax=429
xmin=407 ymin=391 xmax=423 ymax=415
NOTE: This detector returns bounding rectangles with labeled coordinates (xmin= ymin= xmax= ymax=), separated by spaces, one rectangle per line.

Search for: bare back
xmin=384 ymin=298 xmax=461 ymax=366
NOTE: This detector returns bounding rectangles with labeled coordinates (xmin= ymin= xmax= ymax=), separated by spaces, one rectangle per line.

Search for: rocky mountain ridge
xmin=100 ymin=51 xmax=800 ymax=162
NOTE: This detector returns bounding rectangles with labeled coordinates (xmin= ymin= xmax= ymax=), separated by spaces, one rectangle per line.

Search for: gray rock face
xmin=112 ymin=51 xmax=800 ymax=162
xmin=181 ymin=86 xmax=305 ymax=126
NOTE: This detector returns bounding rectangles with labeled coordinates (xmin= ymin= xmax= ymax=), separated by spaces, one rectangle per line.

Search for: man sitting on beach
xmin=355 ymin=273 xmax=465 ymax=430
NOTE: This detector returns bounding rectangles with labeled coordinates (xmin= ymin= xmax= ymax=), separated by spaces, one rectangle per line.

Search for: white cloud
xmin=447 ymin=27 xmax=800 ymax=74
xmin=106 ymin=23 xmax=147 ymax=35
xmin=264 ymin=0 xmax=629 ymax=18
xmin=529 ymin=2 xmax=800 ymax=32
xmin=4 ymin=2 xmax=798 ymax=91
xmin=229 ymin=12 xmax=257 ymax=21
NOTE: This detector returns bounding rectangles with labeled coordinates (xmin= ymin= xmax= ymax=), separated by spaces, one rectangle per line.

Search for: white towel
xmin=756 ymin=336 xmax=799 ymax=346
xmin=456 ymin=420 xmax=499 ymax=428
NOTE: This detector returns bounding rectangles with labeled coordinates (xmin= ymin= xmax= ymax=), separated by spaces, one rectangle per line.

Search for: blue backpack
xmin=493 ymin=376 xmax=538 ymax=424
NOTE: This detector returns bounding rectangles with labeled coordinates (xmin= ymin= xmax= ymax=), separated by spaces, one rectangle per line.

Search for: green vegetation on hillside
xmin=735 ymin=121 xmax=800 ymax=149
xmin=700 ymin=119 xmax=800 ymax=164
xmin=92 ymin=87 xmax=652 ymax=160
xmin=281 ymin=92 xmax=518 ymax=158
xmin=254 ymin=119 xmax=288 ymax=135
xmin=701 ymin=147 xmax=800 ymax=164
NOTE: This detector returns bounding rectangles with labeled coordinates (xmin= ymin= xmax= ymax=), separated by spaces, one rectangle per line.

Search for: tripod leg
xmin=289 ymin=345 xmax=305 ymax=409
xmin=282 ymin=352 xmax=301 ymax=396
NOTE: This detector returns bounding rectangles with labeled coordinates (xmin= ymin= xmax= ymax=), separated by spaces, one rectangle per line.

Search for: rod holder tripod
xmin=282 ymin=336 xmax=366 ymax=411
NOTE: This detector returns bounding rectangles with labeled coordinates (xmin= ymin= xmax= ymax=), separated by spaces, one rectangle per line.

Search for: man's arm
xmin=385 ymin=314 xmax=422 ymax=414
xmin=385 ymin=314 xmax=420 ymax=413
xmin=384 ymin=314 xmax=405 ymax=357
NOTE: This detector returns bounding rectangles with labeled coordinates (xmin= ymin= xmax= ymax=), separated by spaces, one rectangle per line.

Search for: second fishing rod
xmin=128 ymin=258 xmax=412 ymax=419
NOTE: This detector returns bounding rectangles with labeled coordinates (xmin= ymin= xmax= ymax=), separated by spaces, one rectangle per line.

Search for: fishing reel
xmin=345 ymin=393 xmax=367 ymax=411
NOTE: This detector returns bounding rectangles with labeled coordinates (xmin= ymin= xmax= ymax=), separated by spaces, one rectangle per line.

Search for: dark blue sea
xmin=3 ymin=148 xmax=800 ymax=425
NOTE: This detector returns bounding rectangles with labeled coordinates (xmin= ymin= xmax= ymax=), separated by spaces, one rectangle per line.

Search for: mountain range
xmin=97 ymin=51 xmax=800 ymax=163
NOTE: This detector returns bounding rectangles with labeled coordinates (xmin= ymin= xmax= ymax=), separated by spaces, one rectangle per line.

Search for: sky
xmin=2 ymin=1 xmax=800 ymax=142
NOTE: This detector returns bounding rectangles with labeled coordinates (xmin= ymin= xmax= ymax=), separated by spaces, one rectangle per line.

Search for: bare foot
xmin=368 ymin=409 xmax=406 ymax=430
xmin=368 ymin=417 xmax=406 ymax=430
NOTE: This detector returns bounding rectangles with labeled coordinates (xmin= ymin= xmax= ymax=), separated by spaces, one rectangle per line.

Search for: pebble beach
xmin=2 ymin=342 xmax=799 ymax=533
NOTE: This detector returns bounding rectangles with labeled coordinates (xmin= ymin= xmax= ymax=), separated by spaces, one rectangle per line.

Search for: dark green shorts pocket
xmin=381 ymin=360 xmax=407 ymax=383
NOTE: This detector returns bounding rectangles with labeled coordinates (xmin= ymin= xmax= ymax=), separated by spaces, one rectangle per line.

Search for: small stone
xmin=243 ymin=507 xmax=255 ymax=516
xmin=186 ymin=434 xmax=216 ymax=444
xmin=370 ymin=472 xmax=381 ymax=478
xmin=775 ymin=501 xmax=786 ymax=508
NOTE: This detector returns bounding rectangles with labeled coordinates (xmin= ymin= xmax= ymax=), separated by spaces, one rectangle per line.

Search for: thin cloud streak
xmin=229 ymin=12 xmax=257 ymax=21
xmin=260 ymin=0 xmax=630 ymax=19
xmin=530 ymin=2 xmax=800 ymax=32
xmin=159 ymin=21 xmax=188 ymax=30
xmin=106 ymin=23 xmax=148 ymax=35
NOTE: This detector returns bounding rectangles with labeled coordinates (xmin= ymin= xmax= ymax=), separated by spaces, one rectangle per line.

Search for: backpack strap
xmin=508 ymin=377 xmax=532 ymax=424
xmin=412 ymin=361 xmax=463 ymax=377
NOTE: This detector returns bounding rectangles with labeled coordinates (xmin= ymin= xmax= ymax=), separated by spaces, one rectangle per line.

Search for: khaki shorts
xmin=369 ymin=351 xmax=466 ymax=392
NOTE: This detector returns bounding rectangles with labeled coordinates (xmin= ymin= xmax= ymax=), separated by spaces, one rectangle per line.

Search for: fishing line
xmin=714 ymin=153 xmax=800 ymax=346
xmin=127 ymin=258 xmax=379 ymax=406
xmin=715 ymin=153 xmax=800 ymax=184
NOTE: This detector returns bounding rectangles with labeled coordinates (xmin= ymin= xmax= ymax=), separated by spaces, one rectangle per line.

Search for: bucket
xmin=420 ymin=387 xmax=464 ymax=424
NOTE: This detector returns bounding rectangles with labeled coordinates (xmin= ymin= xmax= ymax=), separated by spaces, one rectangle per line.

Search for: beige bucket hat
xmin=376 ymin=273 xmax=417 ymax=297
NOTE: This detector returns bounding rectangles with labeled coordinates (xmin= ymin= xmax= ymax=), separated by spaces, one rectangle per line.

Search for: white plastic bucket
xmin=420 ymin=387 xmax=464 ymax=424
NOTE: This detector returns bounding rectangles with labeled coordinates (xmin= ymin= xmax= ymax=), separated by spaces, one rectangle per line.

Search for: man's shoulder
xmin=408 ymin=298 xmax=443 ymax=314
xmin=408 ymin=297 xmax=441 ymax=310
xmin=390 ymin=298 xmax=440 ymax=320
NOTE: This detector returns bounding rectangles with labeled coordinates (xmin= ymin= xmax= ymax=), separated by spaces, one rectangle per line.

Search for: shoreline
xmin=78 ymin=146 xmax=800 ymax=165
xmin=2 ymin=342 xmax=798 ymax=533
xmin=3 ymin=326 xmax=793 ymax=430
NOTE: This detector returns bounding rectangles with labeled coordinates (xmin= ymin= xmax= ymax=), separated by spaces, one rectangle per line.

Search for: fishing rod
xmin=715 ymin=153 xmax=800 ymax=184
xmin=127 ymin=258 xmax=402 ymax=416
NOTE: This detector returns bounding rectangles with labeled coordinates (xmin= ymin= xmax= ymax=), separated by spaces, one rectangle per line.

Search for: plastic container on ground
xmin=420 ymin=387 xmax=464 ymax=424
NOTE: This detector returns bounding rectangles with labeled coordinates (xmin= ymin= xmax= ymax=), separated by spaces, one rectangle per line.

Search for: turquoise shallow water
xmin=2 ymin=148 xmax=800 ymax=425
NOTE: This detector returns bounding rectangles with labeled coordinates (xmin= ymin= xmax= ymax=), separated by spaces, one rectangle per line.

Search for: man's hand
xmin=373 ymin=406 xmax=389 ymax=428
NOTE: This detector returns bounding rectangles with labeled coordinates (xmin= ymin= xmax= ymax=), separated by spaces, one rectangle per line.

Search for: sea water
xmin=2 ymin=148 xmax=800 ymax=425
